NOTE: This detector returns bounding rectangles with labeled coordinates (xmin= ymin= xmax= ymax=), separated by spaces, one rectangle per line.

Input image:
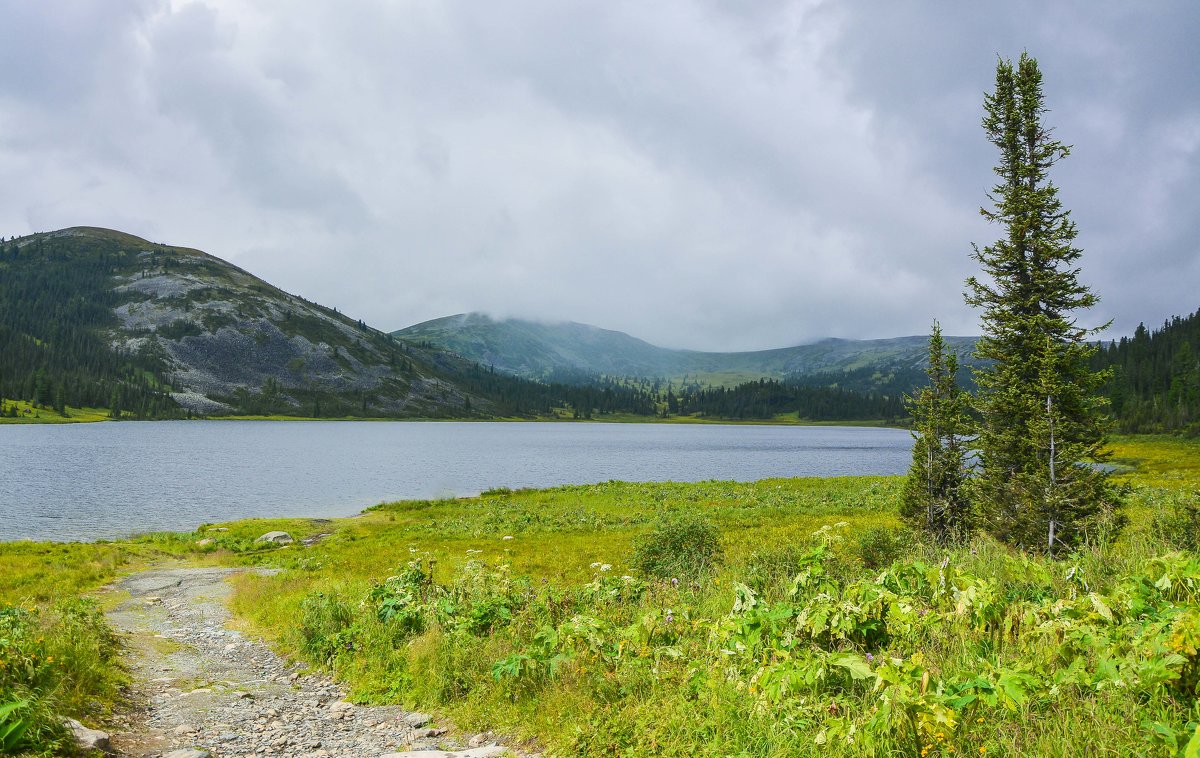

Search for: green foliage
xmin=631 ymin=509 xmax=723 ymax=579
xmin=0 ymin=699 xmax=31 ymax=752
xmin=966 ymin=54 xmax=1121 ymax=554
xmin=901 ymin=323 xmax=974 ymax=543
xmin=1149 ymin=487 xmax=1200 ymax=551
xmin=855 ymin=526 xmax=912 ymax=570
xmin=299 ymin=592 xmax=355 ymax=664
xmin=0 ymin=599 xmax=124 ymax=755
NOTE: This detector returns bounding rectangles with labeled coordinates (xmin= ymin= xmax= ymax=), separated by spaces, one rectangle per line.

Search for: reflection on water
xmin=0 ymin=421 xmax=912 ymax=542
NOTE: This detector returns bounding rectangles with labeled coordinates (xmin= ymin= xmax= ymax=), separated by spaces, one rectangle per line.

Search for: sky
xmin=1 ymin=2 xmax=1197 ymax=351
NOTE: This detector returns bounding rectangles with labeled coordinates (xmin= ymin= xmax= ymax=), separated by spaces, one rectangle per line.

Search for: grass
xmin=1109 ymin=434 xmax=1200 ymax=488
xmin=218 ymin=438 xmax=1200 ymax=756
xmin=3 ymin=434 xmax=1198 ymax=756
xmin=0 ymin=399 xmax=110 ymax=424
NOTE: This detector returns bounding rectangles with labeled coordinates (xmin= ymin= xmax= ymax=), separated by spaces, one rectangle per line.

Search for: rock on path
xmin=105 ymin=566 xmax=518 ymax=758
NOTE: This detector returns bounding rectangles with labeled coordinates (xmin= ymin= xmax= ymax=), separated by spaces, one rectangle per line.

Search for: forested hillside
xmin=672 ymin=379 xmax=903 ymax=422
xmin=0 ymin=228 xmax=659 ymax=420
xmin=0 ymin=232 xmax=181 ymax=418
xmin=1095 ymin=309 xmax=1200 ymax=433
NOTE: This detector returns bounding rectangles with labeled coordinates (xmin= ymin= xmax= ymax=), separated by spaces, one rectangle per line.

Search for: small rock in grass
xmin=64 ymin=718 xmax=110 ymax=753
xmin=254 ymin=531 xmax=294 ymax=545
xmin=403 ymin=712 xmax=432 ymax=728
xmin=468 ymin=732 xmax=494 ymax=748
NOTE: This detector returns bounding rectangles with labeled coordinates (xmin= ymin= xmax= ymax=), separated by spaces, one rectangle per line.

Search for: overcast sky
xmin=1 ymin=2 xmax=1197 ymax=351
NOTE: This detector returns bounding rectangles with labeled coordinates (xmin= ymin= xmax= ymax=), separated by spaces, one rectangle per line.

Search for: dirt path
xmin=104 ymin=566 xmax=515 ymax=758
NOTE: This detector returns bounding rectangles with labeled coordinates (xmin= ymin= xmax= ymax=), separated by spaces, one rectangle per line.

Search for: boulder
xmin=64 ymin=718 xmax=110 ymax=754
xmin=162 ymin=750 xmax=211 ymax=758
xmin=254 ymin=531 xmax=293 ymax=545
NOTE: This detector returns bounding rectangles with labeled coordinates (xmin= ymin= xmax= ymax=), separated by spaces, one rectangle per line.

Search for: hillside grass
xmin=2 ymin=434 xmax=1197 ymax=755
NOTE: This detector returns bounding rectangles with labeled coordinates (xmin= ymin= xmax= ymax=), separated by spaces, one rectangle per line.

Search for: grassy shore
xmin=0 ymin=399 xmax=110 ymax=424
xmin=2 ymin=435 xmax=1198 ymax=755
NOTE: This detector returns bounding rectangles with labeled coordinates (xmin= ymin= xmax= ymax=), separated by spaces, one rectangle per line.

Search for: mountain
xmin=394 ymin=313 xmax=979 ymax=388
xmin=0 ymin=227 xmax=652 ymax=419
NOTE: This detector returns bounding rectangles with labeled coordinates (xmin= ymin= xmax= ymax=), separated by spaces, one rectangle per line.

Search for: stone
xmin=468 ymin=732 xmax=493 ymax=748
xmin=196 ymin=538 xmax=214 ymax=547
xmin=174 ymin=723 xmax=199 ymax=735
xmin=382 ymin=749 xmax=508 ymax=758
xmin=254 ymin=531 xmax=294 ymax=545
xmin=163 ymin=750 xmax=211 ymax=758
xmin=64 ymin=717 xmax=110 ymax=753
xmin=403 ymin=712 xmax=432 ymax=728
xmin=328 ymin=700 xmax=354 ymax=714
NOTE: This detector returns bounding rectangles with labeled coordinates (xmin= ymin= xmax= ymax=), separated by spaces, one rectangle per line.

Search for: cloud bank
xmin=1 ymin=1 xmax=1196 ymax=350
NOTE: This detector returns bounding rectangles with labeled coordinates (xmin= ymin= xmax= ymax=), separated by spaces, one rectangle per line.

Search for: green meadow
xmin=2 ymin=435 xmax=1198 ymax=756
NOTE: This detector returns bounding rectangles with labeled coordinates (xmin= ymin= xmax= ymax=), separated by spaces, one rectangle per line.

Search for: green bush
xmin=855 ymin=526 xmax=911 ymax=570
xmin=298 ymin=592 xmax=355 ymax=664
xmin=1149 ymin=488 xmax=1200 ymax=551
xmin=631 ymin=510 xmax=723 ymax=579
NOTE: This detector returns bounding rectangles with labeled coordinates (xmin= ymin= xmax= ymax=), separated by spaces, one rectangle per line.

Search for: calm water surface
xmin=0 ymin=421 xmax=913 ymax=542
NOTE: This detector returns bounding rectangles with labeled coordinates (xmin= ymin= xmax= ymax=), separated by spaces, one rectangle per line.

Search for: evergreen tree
xmin=965 ymin=54 xmax=1120 ymax=554
xmin=901 ymin=322 xmax=973 ymax=543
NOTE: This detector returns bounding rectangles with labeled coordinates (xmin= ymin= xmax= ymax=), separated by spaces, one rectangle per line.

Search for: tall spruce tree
xmin=901 ymin=322 xmax=973 ymax=543
xmin=965 ymin=54 xmax=1120 ymax=555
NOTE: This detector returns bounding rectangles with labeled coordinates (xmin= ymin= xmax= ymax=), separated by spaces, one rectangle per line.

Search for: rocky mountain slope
xmin=0 ymin=227 xmax=556 ymax=418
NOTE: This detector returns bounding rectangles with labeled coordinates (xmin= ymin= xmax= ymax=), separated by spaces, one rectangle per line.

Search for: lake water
xmin=0 ymin=421 xmax=913 ymax=542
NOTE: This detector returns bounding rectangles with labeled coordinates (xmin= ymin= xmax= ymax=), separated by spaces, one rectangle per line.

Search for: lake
xmin=0 ymin=421 xmax=913 ymax=542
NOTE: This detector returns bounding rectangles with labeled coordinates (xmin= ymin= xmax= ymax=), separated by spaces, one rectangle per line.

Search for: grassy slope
xmin=3 ymin=436 xmax=1197 ymax=756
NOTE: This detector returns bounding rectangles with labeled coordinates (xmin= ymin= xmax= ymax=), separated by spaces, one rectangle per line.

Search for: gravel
xmin=105 ymin=567 xmax=522 ymax=758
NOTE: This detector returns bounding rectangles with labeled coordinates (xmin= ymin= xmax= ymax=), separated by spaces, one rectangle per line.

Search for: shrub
xmin=742 ymin=544 xmax=813 ymax=595
xmin=370 ymin=558 xmax=437 ymax=637
xmin=631 ymin=510 xmax=723 ymax=580
xmin=1149 ymin=488 xmax=1200 ymax=552
xmin=298 ymin=592 xmax=354 ymax=664
xmin=855 ymin=526 xmax=911 ymax=570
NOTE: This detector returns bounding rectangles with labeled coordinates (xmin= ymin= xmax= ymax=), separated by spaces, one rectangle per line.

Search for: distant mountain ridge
xmin=394 ymin=313 xmax=979 ymax=386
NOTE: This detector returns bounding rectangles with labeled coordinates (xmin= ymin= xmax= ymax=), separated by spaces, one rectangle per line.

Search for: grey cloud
xmin=0 ymin=1 xmax=1196 ymax=351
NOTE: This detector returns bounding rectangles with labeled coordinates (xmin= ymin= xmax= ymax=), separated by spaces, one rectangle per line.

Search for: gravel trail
xmin=105 ymin=566 xmax=515 ymax=758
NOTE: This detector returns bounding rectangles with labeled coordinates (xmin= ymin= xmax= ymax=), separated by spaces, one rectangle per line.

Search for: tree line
xmin=1091 ymin=310 xmax=1200 ymax=434
xmin=0 ymin=234 xmax=183 ymax=419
